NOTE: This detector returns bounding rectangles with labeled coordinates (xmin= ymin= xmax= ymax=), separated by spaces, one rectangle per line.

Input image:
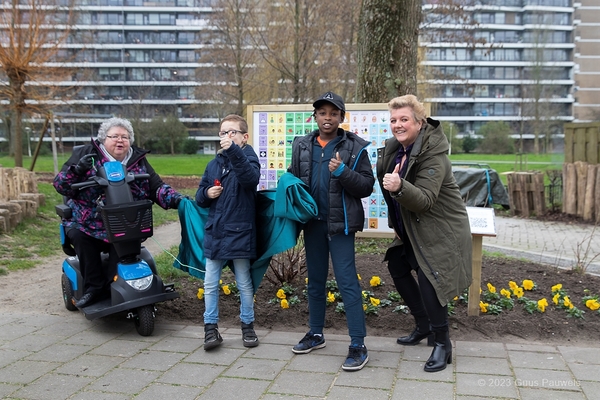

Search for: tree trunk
xmin=356 ymin=0 xmax=421 ymax=103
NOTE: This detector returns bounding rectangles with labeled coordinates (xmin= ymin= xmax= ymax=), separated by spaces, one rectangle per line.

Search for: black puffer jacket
xmin=288 ymin=128 xmax=374 ymax=236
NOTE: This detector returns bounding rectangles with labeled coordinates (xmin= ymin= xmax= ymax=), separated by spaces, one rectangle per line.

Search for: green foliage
xmin=461 ymin=135 xmax=479 ymax=153
xmin=441 ymin=121 xmax=463 ymax=154
xmin=355 ymin=237 xmax=388 ymax=255
xmin=478 ymin=121 xmax=515 ymax=154
xmin=181 ymin=138 xmax=200 ymax=154
xmin=142 ymin=115 xmax=189 ymax=154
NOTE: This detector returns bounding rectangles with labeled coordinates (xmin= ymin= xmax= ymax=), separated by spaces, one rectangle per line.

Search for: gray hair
xmin=97 ymin=117 xmax=135 ymax=144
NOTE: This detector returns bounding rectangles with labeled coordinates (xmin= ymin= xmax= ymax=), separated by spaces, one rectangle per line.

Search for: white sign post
xmin=466 ymin=207 xmax=497 ymax=316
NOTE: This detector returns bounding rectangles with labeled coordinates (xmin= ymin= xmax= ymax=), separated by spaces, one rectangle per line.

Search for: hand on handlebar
xmin=74 ymin=154 xmax=94 ymax=175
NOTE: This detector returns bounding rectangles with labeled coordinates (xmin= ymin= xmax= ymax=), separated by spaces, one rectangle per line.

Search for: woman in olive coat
xmin=376 ymin=95 xmax=472 ymax=372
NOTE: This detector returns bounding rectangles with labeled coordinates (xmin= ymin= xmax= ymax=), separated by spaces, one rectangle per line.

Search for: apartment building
xmin=421 ymin=0 xmax=575 ymax=150
xmin=1 ymin=0 xmax=222 ymax=148
xmin=3 ymin=0 xmax=594 ymax=152
xmin=573 ymin=0 xmax=600 ymax=122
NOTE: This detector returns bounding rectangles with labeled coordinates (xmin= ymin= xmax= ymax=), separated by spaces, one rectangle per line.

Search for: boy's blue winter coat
xmin=196 ymin=143 xmax=260 ymax=260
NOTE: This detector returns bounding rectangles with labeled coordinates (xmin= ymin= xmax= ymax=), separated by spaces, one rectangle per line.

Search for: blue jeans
xmin=304 ymin=220 xmax=366 ymax=343
xmin=203 ymin=258 xmax=254 ymax=325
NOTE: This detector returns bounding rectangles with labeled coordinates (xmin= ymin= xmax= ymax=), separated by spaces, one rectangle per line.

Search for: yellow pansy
xmin=370 ymin=297 xmax=380 ymax=306
xmin=508 ymin=281 xmax=519 ymax=290
xmin=281 ymin=299 xmax=289 ymax=309
xmin=479 ymin=301 xmax=488 ymax=313
xmin=563 ymin=296 xmax=573 ymax=309
xmin=197 ymin=288 xmax=204 ymax=300
xmin=370 ymin=276 xmax=382 ymax=287
xmin=327 ymin=291 xmax=335 ymax=303
xmin=362 ymin=290 xmax=368 ymax=298
xmin=585 ymin=299 xmax=600 ymax=310
xmin=363 ymin=304 xmax=367 ymax=311
xmin=357 ymin=274 xmax=362 ymax=280
xmin=487 ymin=283 xmax=496 ymax=293
xmin=305 ymin=277 xmax=308 ymax=284
xmin=513 ymin=287 xmax=524 ymax=298
xmin=537 ymin=298 xmax=548 ymax=312
xmin=522 ymin=280 xmax=534 ymax=291
xmin=276 ymin=289 xmax=286 ymax=299
xmin=222 ymin=285 xmax=231 ymax=295
xmin=551 ymin=283 xmax=562 ymax=292
xmin=553 ymin=293 xmax=560 ymax=305
xmin=500 ymin=288 xmax=511 ymax=298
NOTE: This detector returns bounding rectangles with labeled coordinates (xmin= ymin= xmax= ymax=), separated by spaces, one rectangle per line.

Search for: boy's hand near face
xmin=220 ymin=136 xmax=233 ymax=150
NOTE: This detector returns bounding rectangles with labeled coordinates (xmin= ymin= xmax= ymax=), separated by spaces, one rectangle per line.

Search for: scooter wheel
xmin=134 ymin=305 xmax=155 ymax=336
xmin=61 ymin=273 xmax=78 ymax=311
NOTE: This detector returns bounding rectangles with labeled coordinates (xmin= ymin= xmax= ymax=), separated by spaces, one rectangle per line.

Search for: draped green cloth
xmin=174 ymin=172 xmax=317 ymax=292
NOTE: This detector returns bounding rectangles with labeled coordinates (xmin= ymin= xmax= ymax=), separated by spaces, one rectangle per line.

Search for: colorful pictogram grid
xmin=253 ymin=108 xmax=392 ymax=233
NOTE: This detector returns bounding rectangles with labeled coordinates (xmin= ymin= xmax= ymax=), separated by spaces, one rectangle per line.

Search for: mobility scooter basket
xmin=101 ymin=199 xmax=153 ymax=243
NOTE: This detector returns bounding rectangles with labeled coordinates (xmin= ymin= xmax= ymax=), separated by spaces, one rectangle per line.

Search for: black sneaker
xmin=292 ymin=331 xmax=326 ymax=354
xmin=241 ymin=322 xmax=259 ymax=348
xmin=204 ymin=323 xmax=223 ymax=351
xmin=342 ymin=344 xmax=369 ymax=371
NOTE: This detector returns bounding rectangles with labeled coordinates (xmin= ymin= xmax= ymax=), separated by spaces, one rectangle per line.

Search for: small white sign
xmin=466 ymin=207 xmax=497 ymax=236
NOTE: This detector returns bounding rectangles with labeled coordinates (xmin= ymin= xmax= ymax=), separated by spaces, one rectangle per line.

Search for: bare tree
xmin=201 ymin=0 xmax=266 ymax=116
xmin=356 ymin=0 xmax=421 ymax=102
xmin=249 ymin=0 xmax=351 ymax=104
xmin=0 ymin=0 xmax=78 ymax=167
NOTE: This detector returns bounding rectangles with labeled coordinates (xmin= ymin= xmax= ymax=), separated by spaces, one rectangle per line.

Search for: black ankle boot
xmin=396 ymin=327 xmax=434 ymax=346
xmin=204 ymin=323 xmax=223 ymax=351
xmin=424 ymin=330 xmax=452 ymax=372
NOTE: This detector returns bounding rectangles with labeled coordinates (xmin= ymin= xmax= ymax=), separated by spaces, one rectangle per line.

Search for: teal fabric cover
xmin=173 ymin=198 xmax=209 ymax=279
xmin=174 ymin=173 xmax=317 ymax=292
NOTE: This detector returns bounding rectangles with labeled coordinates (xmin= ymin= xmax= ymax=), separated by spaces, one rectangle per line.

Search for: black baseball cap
xmin=313 ymin=91 xmax=345 ymax=112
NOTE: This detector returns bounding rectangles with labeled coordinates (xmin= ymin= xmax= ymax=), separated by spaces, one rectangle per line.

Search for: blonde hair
xmin=388 ymin=95 xmax=427 ymax=124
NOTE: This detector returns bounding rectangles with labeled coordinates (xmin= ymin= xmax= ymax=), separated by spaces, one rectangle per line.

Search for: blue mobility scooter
xmin=55 ymin=161 xmax=179 ymax=336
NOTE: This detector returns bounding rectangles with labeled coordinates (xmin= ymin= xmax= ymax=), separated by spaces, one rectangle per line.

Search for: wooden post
xmin=596 ymin=166 xmax=600 ymax=225
xmin=576 ymin=161 xmax=588 ymax=217
xmin=583 ymin=164 xmax=597 ymax=221
xmin=465 ymin=207 xmax=497 ymax=316
xmin=564 ymin=163 xmax=577 ymax=215
xmin=468 ymin=235 xmax=484 ymax=316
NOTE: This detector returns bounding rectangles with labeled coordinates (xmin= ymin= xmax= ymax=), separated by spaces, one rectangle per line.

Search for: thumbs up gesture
xmin=383 ymin=163 xmax=402 ymax=193
xmin=329 ymin=151 xmax=344 ymax=173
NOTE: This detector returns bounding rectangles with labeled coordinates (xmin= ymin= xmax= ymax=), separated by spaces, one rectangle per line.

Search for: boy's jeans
xmin=203 ymin=258 xmax=254 ymax=325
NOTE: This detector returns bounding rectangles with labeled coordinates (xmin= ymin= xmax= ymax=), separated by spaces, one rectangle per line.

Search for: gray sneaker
xmin=292 ymin=331 xmax=326 ymax=354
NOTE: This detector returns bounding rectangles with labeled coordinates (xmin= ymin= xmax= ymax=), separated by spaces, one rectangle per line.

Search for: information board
xmin=247 ymin=103 xmax=392 ymax=233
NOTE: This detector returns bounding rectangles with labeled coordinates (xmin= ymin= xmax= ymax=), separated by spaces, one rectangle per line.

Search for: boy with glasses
xmin=196 ymin=114 xmax=261 ymax=350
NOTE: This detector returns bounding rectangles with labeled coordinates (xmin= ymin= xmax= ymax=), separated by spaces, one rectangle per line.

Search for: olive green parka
xmin=376 ymin=118 xmax=472 ymax=306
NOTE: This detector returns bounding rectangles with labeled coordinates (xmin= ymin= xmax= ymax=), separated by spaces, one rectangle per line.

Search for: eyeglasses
xmin=218 ymin=129 xmax=245 ymax=138
xmin=106 ymin=135 xmax=130 ymax=142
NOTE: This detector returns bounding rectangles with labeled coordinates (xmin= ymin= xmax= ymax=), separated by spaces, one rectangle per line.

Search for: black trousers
xmin=385 ymin=243 xmax=448 ymax=332
xmin=67 ymin=229 xmax=118 ymax=295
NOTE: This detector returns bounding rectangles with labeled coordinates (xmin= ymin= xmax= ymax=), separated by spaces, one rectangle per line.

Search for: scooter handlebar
xmin=71 ymin=176 xmax=108 ymax=191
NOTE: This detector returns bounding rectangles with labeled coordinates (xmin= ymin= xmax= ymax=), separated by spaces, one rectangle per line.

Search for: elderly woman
xmin=376 ymin=95 xmax=472 ymax=372
xmin=53 ymin=117 xmax=183 ymax=308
